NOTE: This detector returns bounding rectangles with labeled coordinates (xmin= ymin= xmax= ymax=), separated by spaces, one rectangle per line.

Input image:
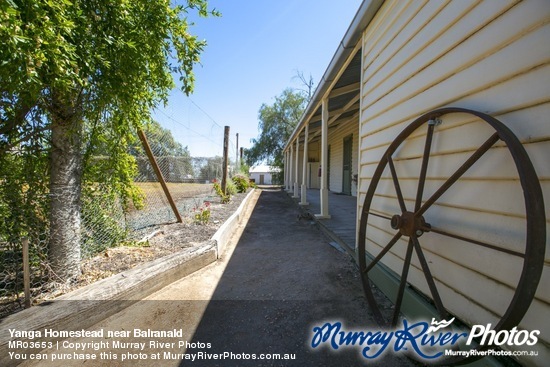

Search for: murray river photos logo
xmin=310 ymin=318 xmax=540 ymax=360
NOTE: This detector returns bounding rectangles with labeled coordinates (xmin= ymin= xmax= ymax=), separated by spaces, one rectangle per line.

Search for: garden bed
xmin=37 ymin=191 xmax=250 ymax=301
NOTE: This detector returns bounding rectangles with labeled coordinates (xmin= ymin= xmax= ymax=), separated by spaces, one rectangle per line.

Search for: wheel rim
xmin=357 ymin=107 xmax=546 ymax=364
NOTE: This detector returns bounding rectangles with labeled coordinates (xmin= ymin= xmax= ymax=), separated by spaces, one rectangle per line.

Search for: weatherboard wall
xmin=357 ymin=0 xmax=549 ymax=364
xmin=327 ymin=118 xmax=359 ymax=196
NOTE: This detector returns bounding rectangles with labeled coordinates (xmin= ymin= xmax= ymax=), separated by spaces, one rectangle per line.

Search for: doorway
xmin=342 ymin=135 xmax=352 ymax=195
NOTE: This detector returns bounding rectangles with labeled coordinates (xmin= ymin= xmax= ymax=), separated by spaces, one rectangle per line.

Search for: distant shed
xmin=249 ymin=165 xmax=280 ymax=185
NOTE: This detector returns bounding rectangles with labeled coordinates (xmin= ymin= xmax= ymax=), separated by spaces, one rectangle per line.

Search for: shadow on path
xmin=179 ymin=188 xmax=412 ymax=367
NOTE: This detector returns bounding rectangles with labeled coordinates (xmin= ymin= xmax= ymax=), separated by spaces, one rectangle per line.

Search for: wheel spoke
xmin=417 ymin=132 xmax=500 ymax=216
xmin=365 ymin=232 xmax=402 ymax=273
xmin=414 ymin=122 xmax=436 ymax=212
xmin=362 ymin=275 xmax=386 ymax=326
xmin=357 ymin=107 xmax=545 ymax=365
xmin=412 ymin=236 xmax=447 ymax=319
xmin=424 ymin=225 xmax=525 ymax=258
xmin=392 ymin=238 xmax=414 ymax=327
xmin=387 ymin=155 xmax=407 ymax=213
xmin=367 ymin=211 xmax=392 ymax=221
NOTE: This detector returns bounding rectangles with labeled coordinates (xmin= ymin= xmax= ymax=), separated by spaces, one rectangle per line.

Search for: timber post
xmin=22 ymin=237 xmax=31 ymax=308
xmin=137 ymin=129 xmax=183 ymax=223
xmin=221 ymin=126 xmax=230 ymax=194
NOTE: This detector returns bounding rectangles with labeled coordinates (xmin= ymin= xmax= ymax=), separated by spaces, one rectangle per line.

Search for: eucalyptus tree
xmin=246 ymin=88 xmax=307 ymax=175
xmin=0 ymin=0 xmax=218 ymax=281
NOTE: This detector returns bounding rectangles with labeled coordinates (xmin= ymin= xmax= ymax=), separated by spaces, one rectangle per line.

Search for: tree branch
xmin=0 ymin=123 xmax=51 ymax=154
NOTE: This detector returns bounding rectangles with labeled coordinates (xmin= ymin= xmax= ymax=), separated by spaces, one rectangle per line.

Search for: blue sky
xmin=153 ymin=0 xmax=362 ymax=158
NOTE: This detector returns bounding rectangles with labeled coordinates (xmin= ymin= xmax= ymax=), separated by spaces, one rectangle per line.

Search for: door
xmin=342 ymin=135 xmax=352 ymax=195
xmin=327 ymin=145 xmax=331 ymax=190
xmin=259 ymin=174 xmax=265 ymax=185
xmin=307 ymin=162 xmax=320 ymax=189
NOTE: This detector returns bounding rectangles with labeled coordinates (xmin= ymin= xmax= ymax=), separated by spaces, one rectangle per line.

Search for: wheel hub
xmin=391 ymin=211 xmax=430 ymax=237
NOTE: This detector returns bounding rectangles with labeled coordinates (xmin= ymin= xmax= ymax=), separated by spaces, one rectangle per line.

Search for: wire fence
xmin=0 ymin=101 xmax=242 ymax=317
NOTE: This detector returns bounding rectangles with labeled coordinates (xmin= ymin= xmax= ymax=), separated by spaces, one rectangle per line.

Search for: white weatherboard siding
xmin=297 ymin=149 xmax=304 ymax=191
xmin=358 ymin=1 xmax=550 ymax=365
xmin=250 ymin=166 xmax=281 ymax=185
xmin=250 ymin=172 xmax=273 ymax=185
xmin=327 ymin=119 xmax=359 ymax=196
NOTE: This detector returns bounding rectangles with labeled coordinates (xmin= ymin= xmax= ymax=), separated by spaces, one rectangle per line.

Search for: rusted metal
xmin=424 ymin=225 xmax=525 ymax=258
xmin=390 ymin=211 xmax=428 ymax=237
xmin=364 ymin=232 xmax=402 ymax=273
xmin=387 ymin=156 xmax=407 ymax=213
xmin=414 ymin=121 xmax=435 ymax=212
xmin=357 ymin=107 xmax=546 ymax=365
xmin=392 ymin=238 xmax=414 ymax=327
xmin=411 ymin=236 xmax=447 ymax=320
xmin=416 ymin=132 xmax=500 ymax=217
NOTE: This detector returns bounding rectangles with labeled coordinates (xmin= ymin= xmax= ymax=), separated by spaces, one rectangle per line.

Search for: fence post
xmin=22 ymin=237 xmax=31 ymax=308
xmin=137 ymin=129 xmax=183 ymax=223
xmin=221 ymin=126 xmax=230 ymax=194
xmin=235 ymin=133 xmax=239 ymax=171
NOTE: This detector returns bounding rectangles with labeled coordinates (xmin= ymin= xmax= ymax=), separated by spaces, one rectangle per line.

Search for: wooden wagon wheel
xmin=357 ymin=107 xmax=545 ymax=364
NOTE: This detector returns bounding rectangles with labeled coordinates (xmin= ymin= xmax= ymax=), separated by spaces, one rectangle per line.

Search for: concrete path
xmin=20 ymin=188 xmax=413 ymax=367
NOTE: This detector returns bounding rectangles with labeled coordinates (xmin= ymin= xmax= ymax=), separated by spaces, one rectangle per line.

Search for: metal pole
xmin=138 ymin=129 xmax=183 ymax=223
xmin=221 ymin=126 xmax=230 ymax=194
xmin=22 ymin=237 xmax=31 ymax=308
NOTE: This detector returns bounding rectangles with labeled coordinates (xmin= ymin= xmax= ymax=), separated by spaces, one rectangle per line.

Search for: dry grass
xmin=135 ymin=182 xmax=213 ymax=200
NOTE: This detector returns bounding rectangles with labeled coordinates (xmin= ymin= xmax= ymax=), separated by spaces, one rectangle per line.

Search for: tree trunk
xmin=48 ymin=92 xmax=83 ymax=282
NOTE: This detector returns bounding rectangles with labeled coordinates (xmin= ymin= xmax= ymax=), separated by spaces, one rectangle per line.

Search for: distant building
xmin=249 ymin=165 xmax=280 ymax=185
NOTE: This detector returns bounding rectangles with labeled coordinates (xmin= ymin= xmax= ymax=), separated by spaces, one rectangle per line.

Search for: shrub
xmin=225 ymin=179 xmax=237 ymax=195
xmin=81 ymin=185 xmax=128 ymax=257
xmin=193 ymin=201 xmax=211 ymax=225
xmin=213 ymin=181 xmax=230 ymax=204
xmin=232 ymin=174 xmax=250 ymax=193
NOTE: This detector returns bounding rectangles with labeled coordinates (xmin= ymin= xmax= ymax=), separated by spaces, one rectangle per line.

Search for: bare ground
xmin=38 ymin=191 xmax=249 ymax=300
xmin=19 ymin=188 xmax=415 ymax=367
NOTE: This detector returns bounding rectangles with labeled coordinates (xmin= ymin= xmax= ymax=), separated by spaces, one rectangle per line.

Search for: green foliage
xmin=122 ymin=240 xmax=150 ymax=248
xmin=85 ymin=135 xmax=145 ymax=211
xmin=237 ymin=162 xmax=250 ymax=175
xmin=193 ymin=201 xmax=211 ymax=225
xmin=225 ymin=179 xmax=237 ymax=196
xmin=231 ymin=174 xmax=250 ymax=193
xmin=130 ymin=120 xmax=194 ymax=182
xmin=0 ymin=0 xmax=219 ymax=276
xmin=80 ymin=185 xmax=127 ymax=258
xmin=198 ymin=156 xmax=223 ymax=180
xmin=1 ymin=0 xmax=219 ymax=198
xmin=212 ymin=181 xmax=230 ymax=204
xmin=245 ymin=88 xmax=307 ymax=171
xmin=0 ymin=136 xmax=50 ymax=290
xmin=130 ymin=120 xmax=192 ymax=158
xmin=0 ymin=140 xmax=49 ymax=245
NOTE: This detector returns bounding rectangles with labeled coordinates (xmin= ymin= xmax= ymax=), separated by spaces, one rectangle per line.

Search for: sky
xmin=152 ymin=0 xmax=363 ymax=158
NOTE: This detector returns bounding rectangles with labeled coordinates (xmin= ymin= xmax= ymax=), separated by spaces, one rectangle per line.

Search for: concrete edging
xmin=0 ymin=188 xmax=258 ymax=365
xmin=212 ymin=188 xmax=257 ymax=256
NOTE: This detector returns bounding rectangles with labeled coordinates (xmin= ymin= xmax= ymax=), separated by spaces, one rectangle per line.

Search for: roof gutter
xmin=284 ymin=0 xmax=384 ymax=151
